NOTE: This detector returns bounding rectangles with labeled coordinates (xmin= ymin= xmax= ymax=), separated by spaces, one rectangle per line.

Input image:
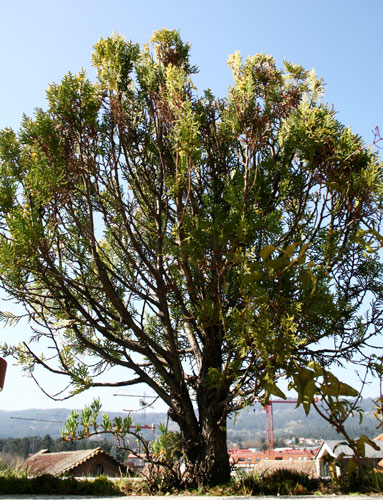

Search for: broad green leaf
xmin=284 ymin=242 xmax=300 ymax=257
xmin=302 ymin=378 xmax=317 ymax=415
xmin=262 ymin=378 xmax=286 ymax=401
xmin=259 ymin=244 xmax=276 ymax=261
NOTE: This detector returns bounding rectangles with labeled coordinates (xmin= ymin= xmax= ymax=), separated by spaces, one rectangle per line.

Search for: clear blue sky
xmin=0 ymin=0 xmax=382 ymax=412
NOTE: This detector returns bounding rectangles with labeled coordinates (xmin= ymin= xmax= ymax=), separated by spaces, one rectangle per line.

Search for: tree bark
xmin=180 ymin=413 xmax=230 ymax=486
xmin=174 ymin=324 xmax=231 ymax=486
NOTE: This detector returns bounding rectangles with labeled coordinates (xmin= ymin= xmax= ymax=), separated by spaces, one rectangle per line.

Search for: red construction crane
xmin=265 ymin=399 xmax=298 ymax=459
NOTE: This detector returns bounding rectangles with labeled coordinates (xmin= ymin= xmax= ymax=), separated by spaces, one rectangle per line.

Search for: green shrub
xmin=338 ymin=468 xmax=383 ymax=494
xmin=0 ymin=469 xmax=122 ymax=496
xmin=239 ymin=468 xmax=320 ymax=495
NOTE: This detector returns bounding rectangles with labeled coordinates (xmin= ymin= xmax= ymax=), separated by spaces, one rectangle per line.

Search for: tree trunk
xmin=201 ymin=416 xmax=231 ymax=486
xmin=184 ymin=324 xmax=230 ymax=485
xmin=171 ymin=325 xmax=230 ymax=486
xmin=180 ymin=414 xmax=230 ymax=486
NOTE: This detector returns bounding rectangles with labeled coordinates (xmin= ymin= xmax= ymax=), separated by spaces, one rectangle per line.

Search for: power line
xmin=113 ymin=394 xmax=157 ymax=398
xmin=10 ymin=416 xmax=64 ymax=423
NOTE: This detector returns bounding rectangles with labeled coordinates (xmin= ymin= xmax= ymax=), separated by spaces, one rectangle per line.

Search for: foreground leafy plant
xmin=237 ymin=469 xmax=321 ymax=496
xmin=0 ymin=469 xmax=121 ymax=496
xmin=63 ymin=399 xmax=191 ymax=490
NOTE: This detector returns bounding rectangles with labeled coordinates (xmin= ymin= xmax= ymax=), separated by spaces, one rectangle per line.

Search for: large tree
xmin=0 ymin=29 xmax=382 ymax=484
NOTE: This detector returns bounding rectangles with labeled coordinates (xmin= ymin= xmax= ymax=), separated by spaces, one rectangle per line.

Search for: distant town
xmin=0 ymin=397 xmax=379 ymax=470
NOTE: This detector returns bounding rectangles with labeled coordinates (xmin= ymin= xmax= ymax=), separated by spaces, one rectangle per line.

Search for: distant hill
xmin=227 ymin=398 xmax=380 ymax=444
xmin=1 ymin=398 xmax=380 ymax=441
xmin=2 ymin=408 xmax=169 ymax=439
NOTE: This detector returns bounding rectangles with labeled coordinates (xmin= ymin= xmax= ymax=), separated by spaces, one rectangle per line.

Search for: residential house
xmin=23 ymin=447 xmax=126 ymax=477
xmin=315 ymin=439 xmax=383 ymax=478
xmin=125 ymin=453 xmax=146 ymax=474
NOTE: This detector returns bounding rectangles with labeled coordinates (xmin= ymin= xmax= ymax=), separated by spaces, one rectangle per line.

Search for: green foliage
xmin=0 ymin=469 xmax=121 ymax=496
xmin=62 ymin=400 xmax=187 ymax=491
xmin=355 ymin=469 xmax=383 ymax=493
xmin=151 ymin=423 xmax=182 ymax=462
xmin=331 ymin=465 xmax=383 ymax=494
xmin=92 ymin=33 xmax=139 ymax=92
xmin=238 ymin=469 xmax=321 ymax=496
xmin=62 ymin=399 xmax=134 ymax=442
xmin=150 ymin=28 xmax=196 ymax=74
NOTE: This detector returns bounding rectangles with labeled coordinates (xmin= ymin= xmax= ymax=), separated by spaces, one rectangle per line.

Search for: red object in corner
xmin=0 ymin=358 xmax=7 ymax=390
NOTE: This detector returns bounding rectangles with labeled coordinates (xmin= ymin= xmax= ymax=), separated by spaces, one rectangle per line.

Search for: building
xmin=230 ymin=447 xmax=317 ymax=469
xmin=315 ymin=440 xmax=383 ymax=478
xmin=125 ymin=453 xmax=146 ymax=474
xmin=23 ymin=447 xmax=126 ymax=477
xmin=229 ymin=447 xmax=318 ymax=476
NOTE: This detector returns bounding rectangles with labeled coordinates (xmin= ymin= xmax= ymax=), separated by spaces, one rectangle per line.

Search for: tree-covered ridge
xmin=0 ymin=29 xmax=382 ymax=485
xmin=0 ymin=398 xmax=378 ymax=443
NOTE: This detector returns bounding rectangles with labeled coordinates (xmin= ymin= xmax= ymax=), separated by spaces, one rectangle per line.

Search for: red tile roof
xmin=229 ymin=448 xmax=318 ymax=464
xmin=23 ymin=447 xmax=122 ymax=476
